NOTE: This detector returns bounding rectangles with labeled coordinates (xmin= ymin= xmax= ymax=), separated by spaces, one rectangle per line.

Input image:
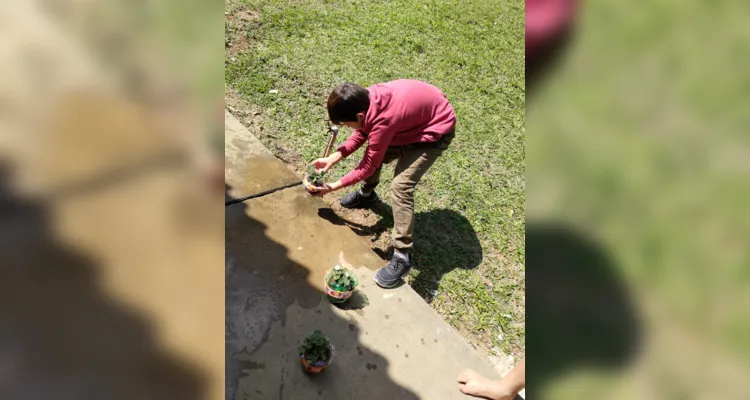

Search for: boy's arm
xmin=336 ymin=130 xmax=367 ymax=158
xmin=337 ymin=126 xmax=395 ymax=188
xmin=309 ymin=126 xmax=393 ymax=196
xmin=311 ymin=130 xmax=366 ymax=174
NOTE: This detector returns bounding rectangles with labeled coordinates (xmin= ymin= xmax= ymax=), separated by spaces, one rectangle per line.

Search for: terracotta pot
xmin=300 ymin=345 xmax=334 ymax=374
xmin=302 ymin=175 xmax=322 ymax=193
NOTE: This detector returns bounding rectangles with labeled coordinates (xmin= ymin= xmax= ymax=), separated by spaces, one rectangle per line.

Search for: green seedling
xmin=326 ymin=266 xmax=358 ymax=292
xmin=298 ymin=330 xmax=331 ymax=364
xmin=307 ymin=165 xmax=326 ymax=186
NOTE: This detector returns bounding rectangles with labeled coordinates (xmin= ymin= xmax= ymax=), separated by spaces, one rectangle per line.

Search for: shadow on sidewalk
xmin=525 ymin=221 xmax=642 ymax=399
xmin=317 ymin=203 xmax=482 ymax=303
xmin=225 ymin=184 xmax=419 ymax=400
xmin=0 ymin=163 xmax=208 ymax=399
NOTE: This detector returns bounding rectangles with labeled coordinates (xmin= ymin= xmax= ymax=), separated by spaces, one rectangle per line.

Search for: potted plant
xmin=324 ymin=265 xmax=359 ymax=304
xmin=302 ymin=165 xmax=326 ymax=193
xmin=298 ymin=330 xmax=334 ymax=374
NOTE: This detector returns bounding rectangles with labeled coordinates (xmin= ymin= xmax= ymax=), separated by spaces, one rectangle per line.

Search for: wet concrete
xmin=225 ymin=112 xmax=500 ymax=399
xmin=225 ymin=186 xmax=501 ymax=399
xmin=1 ymin=98 xmax=224 ymax=398
xmin=1 ymin=3 xmax=224 ymax=399
xmin=225 ymin=112 xmax=301 ymax=199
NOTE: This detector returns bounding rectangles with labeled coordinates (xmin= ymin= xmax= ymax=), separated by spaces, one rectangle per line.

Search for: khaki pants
xmin=360 ymin=130 xmax=454 ymax=253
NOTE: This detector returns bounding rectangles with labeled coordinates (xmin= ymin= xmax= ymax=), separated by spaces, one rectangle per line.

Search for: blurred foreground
xmin=527 ymin=0 xmax=750 ymax=399
xmin=0 ymin=1 xmax=223 ymax=399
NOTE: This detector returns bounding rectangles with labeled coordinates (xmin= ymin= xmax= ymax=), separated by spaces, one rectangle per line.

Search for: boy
xmin=308 ymin=79 xmax=456 ymax=288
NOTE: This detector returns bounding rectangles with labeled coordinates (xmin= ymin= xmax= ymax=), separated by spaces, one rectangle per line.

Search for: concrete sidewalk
xmin=1 ymin=3 xmax=224 ymax=399
xmin=225 ymin=111 xmax=503 ymax=399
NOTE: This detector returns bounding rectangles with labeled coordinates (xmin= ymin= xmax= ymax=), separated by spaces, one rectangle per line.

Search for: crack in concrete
xmin=224 ymin=181 xmax=301 ymax=206
xmin=47 ymin=150 xmax=188 ymax=200
xmin=278 ymin=356 xmax=286 ymax=400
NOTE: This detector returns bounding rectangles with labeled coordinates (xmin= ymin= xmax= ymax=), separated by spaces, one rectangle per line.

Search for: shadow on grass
xmin=317 ymin=203 xmax=482 ymax=303
xmin=526 ymin=221 xmax=642 ymax=399
xmin=226 ymin=185 xmax=419 ymax=399
xmin=526 ymin=27 xmax=574 ymax=99
xmin=0 ymin=163 xmax=208 ymax=399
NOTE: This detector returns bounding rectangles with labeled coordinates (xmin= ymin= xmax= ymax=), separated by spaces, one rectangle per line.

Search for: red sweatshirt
xmin=337 ymin=79 xmax=456 ymax=188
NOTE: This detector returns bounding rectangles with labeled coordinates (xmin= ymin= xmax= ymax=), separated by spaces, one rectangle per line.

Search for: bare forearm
xmin=327 ymin=180 xmax=344 ymax=192
xmin=329 ymin=151 xmax=344 ymax=166
xmin=501 ymin=358 xmax=525 ymax=394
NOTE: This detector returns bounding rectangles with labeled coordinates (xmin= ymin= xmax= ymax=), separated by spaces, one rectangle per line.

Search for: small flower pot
xmin=325 ymin=281 xmax=355 ymax=304
xmin=324 ymin=267 xmax=358 ymax=304
xmin=303 ymin=166 xmax=326 ymax=193
xmin=300 ymin=344 xmax=334 ymax=374
xmin=302 ymin=175 xmax=320 ymax=193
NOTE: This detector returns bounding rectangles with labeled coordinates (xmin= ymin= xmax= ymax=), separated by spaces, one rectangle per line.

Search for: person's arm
xmin=501 ymin=358 xmax=525 ymax=395
xmin=312 ymin=151 xmax=344 ymax=173
xmin=308 ymin=178 xmax=345 ymax=195
xmin=311 ymin=130 xmax=366 ymax=173
xmin=309 ymin=125 xmax=395 ymax=195
xmin=337 ymin=129 xmax=367 ymax=158
xmin=338 ymin=125 xmax=394 ymax=188
xmin=457 ymin=358 xmax=524 ymax=400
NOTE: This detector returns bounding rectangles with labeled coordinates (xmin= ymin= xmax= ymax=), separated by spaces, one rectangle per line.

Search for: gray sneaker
xmin=340 ymin=189 xmax=378 ymax=209
xmin=374 ymin=252 xmax=411 ymax=288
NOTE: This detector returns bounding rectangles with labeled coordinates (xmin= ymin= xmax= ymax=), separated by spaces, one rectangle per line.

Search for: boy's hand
xmin=306 ymin=179 xmax=342 ymax=197
xmin=307 ymin=183 xmax=333 ymax=197
xmin=311 ymin=157 xmax=335 ymax=173
xmin=312 ymin=151 xmax=343 ymax=172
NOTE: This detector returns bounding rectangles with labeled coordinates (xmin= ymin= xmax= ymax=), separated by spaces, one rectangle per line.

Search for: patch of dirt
xmin=319 ymin=192 xmax=393 ymax=256
xmin=225 ymin=8 xmax=260 ymax=55
xmin=233 ymin=9 xmax=259 ymax=23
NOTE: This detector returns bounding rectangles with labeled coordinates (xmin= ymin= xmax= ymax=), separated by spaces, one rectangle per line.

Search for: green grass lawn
xmin=225 ymin=0 xmax=525 ymax=358
xmin=528 ymin=1 xmax=750 ymax=398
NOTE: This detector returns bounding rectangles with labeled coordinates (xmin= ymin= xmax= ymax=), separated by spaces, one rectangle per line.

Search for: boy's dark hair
xmin=327 ymin=83 xmax=370 ymax=124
